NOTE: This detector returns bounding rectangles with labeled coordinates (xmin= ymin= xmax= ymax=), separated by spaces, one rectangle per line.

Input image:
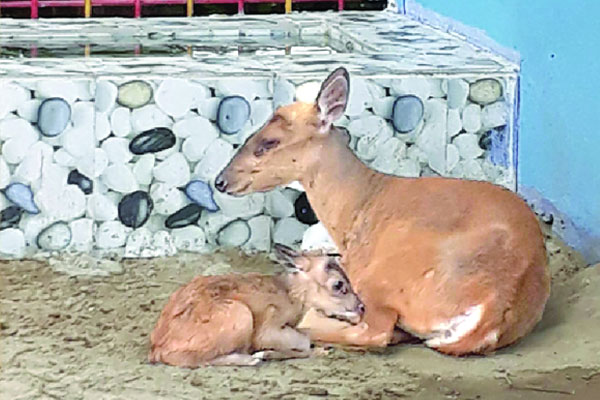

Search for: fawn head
xmin=274 ymin=243 xmax=364 ymax=324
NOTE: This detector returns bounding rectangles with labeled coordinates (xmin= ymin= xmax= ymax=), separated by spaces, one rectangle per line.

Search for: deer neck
xmin=300 ymin=131 xmax=382 ymax=253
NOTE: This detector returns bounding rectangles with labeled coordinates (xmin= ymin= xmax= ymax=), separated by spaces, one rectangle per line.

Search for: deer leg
xmin=209 ymin=353 xmax=262 ymax=366
xmin=305 ymin=307 xmax=397 ymax=348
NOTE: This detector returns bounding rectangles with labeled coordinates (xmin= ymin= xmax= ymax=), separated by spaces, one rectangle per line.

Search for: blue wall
xmin=400 ymin=0 xmax=600 ymax=263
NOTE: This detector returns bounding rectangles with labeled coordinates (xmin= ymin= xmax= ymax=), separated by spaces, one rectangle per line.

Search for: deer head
xmin=215 ymin=67 xmax=350 ymax=196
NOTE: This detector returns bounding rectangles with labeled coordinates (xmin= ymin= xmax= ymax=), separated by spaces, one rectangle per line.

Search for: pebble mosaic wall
xmin=0 ymin=11 xmax=519 ymax=260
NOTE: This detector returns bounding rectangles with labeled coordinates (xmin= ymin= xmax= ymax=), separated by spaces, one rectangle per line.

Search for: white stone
xmin=124 ymin=228 xmax=153 ymax=258
xmin=14 ymin=141 xmax=52 ymax=184
xmin=0 ymin=82 xmax=30 ymax=119
xmin=273 ymin=217 xmax=307 ymax=248
xmin=174 ymin=114 xmax=213 ymax=139
xmin=74 ymin=80 xmax=94 ymax=102
xmin=182 ymin=128 xmax=219 ymax=162
xmin=244 ymin=215 xmax=272 ymax=252
xmin=481 ymin=102 xmax=509 ymax=129
xmin=69 ymin=218 xmax=95 ymax=252
xmin=216 ymin=79 xmax=269 ymax=102
xmin=462 ymin=159 xmax=486 ymax=180
xmin=0 ymin=193 xmax=9 ymax=210
xmin=301 ymin=222 xmax=338 ymax=253
xmin=17 ymin=99 xmax=41 ymax=123
xmin=110 ymin=107 xmax=132 ymax=138
xmin=192 ymin=139 xmax=233 ymax=181
xmin=19 ymin=214 xmax=56 ymax=248
xmin=36 ymin=80 xmax=78 ymax=104
xmin=273 ymin=78 xmax=295 ymax=109
xmin=190 ymin=81 xmax=211 ymax=105
xmin=217 ymin=219 xmax=251 ymax=247
xmin=391 ymin=78 xmax=430 ymax=102
xmin=372 ymin=96 xmax=395 ymax=119
xmin=35 ymin=185 xmax=86 ymax=221
xmin=454 ymin=133 xmax=484 ymax=159
xmin=199 ymin=211 xmax=237 ymax=244
xmin=101 ymin=137 xmax=132 ymax=165
xmin=213 ymin=191 xmax=265 ymax=219
xmin=347 ymin=115 xmax=388 ymax=138
xmin=416 ymin=99 xmax=447 ymax=175
xmin=155 ymin=78 xmax=196 ymax=119
xmin=0 ymin=116 xmax=36 ymax=141
xmin=133 ymin=154 xmax=155 ymax=186
xmin=447 ymin=79 xmax=469 ymax=109
xmin=295 ymin=81 xmax=321 ymax=103
xmin=95 ymin=221 xmax=129 ymax=249
xmin=37 ymin=162 xmax=69 ymax=192
xmin=131 ymin=104 xmax=172 ymax=133
xmin=150 ymin=183 xmax=187 ymax=215
xmin=197 ymin=98 xmax=220 ymax=121
xmin=250 ymin=100 xmax=273 ymax=128
xmin=0 ymin=228 xmax=26 ymax=257
xmin=95 ymin=81 xmax=118 ymax=113
xmin=53 ymin=148 xmax=76 ymax=167
xmin=0 ymin=118 xmax=39 ymax=164
xmin=76 ymin=148 xmax=109 ymax=179
xmin=446 ymin=144 xmax=460 ymax=172
xmin=462 ymin=104 xmax=482 ymax=133
xmin=346 ymin=78 xmax=373 ymax=117
xmin=0 ymin=157 xmax=10 ymax=189
xmin=265 ymin=190 xmax=294 ymax=218
xmin=172 ymin=225 xmax=207 ymax=252
xmin=95 ymin=112 xmax=111 ymax=142
xmin=87 ymin=193 xmax=118 ymax=221
xmin=371 ymin=137 xmax=407 ymax=174
xmin=447 ymin=108 xmax=462 ymax=138
xmin=37 ymin=222 xmax=72 ymax=251
xmin=429 ymin=79 xmax=446 ymax=98
xmin=395 ymin=159 xmax=421 ymax=178
xmin=153 ymin=153 xmax=190 ymax=187
xmin=102 ymin=164 xmax=138 ymax=193
xmin=62 ymin=125 xmax=96 ymax=159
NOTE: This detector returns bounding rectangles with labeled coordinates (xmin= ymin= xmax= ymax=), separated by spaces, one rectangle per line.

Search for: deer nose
xmin=215 ymin=175 xmax=228 ymax=192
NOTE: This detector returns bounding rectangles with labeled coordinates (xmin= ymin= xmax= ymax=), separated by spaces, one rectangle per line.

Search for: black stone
xmin=67 ymin=169 xmax=93 ymax=195
xmin=165 ymin=204 xmax=203 ymax=229
xmin=294 ymin=192 xmax=318 ymax=225
xmin=479 ymin=130 xmax=493 ymax=151
xmin=129 ymin=127 xmax=176 ymax=155
xmin=118 ymin=191 xmax=153 ymax=229
xmin=0 ymin=206 xmax=23 ymax=231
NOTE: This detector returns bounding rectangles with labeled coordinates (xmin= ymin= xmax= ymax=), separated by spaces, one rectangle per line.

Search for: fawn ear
xmin=316 ymin=67 xmax=349 ymax=134
xmin=273 ymin=244 xmax=301 ymax=270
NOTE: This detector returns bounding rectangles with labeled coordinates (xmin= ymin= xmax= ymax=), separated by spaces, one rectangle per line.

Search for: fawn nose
xmin=357 ymin=303 xmax=366 ymax=316
xmin=215 ymin=175 xmax=228 ymax=192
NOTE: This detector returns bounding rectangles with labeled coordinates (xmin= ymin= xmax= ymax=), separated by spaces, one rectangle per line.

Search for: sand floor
xmin=1 ymin=225 xmax=599 ymax=400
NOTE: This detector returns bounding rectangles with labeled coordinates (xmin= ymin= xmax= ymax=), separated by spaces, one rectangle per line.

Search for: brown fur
xmin=149 ymin=247 xmax=364 ymax=367
xmin=215 ymin=68 xmax=550 ymax=356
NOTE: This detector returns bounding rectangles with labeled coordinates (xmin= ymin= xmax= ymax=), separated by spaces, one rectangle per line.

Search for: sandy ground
xmin=1 ymin=224 xmax=599 ymax=400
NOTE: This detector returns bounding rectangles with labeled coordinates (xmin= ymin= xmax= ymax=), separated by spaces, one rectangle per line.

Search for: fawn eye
xmin=332 ymin=280 xmax=346 ymax=294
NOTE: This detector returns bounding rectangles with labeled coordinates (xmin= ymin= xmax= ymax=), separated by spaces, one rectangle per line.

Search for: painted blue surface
xmin=399 ymin=0 xmax=600 ymax=263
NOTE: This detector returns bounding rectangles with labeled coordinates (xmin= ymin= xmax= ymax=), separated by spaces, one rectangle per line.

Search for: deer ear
xmin=316 ymin=67 xmax=349 ymax=134
xmin=273 ymin=244 xmax=300 ymax=269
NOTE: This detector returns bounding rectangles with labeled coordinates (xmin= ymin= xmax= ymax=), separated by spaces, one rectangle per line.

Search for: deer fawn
xmin=148 ymin=244 xmax=364 ymax=367
xmin=215 ymin=68 xmax=551 ymax=355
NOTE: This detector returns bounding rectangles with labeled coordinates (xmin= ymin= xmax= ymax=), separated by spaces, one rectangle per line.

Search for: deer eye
xmin=270 ymin=114 xmax=283 ymax=123
xmin=332 ymin=280 xmax=347 ymax=295
xmin=254 ymin=139 xmax=280 ymax=157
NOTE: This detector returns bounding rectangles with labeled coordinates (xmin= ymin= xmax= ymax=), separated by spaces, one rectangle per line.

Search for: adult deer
xmin=215 ymin=68 xmax=550 ymax=355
